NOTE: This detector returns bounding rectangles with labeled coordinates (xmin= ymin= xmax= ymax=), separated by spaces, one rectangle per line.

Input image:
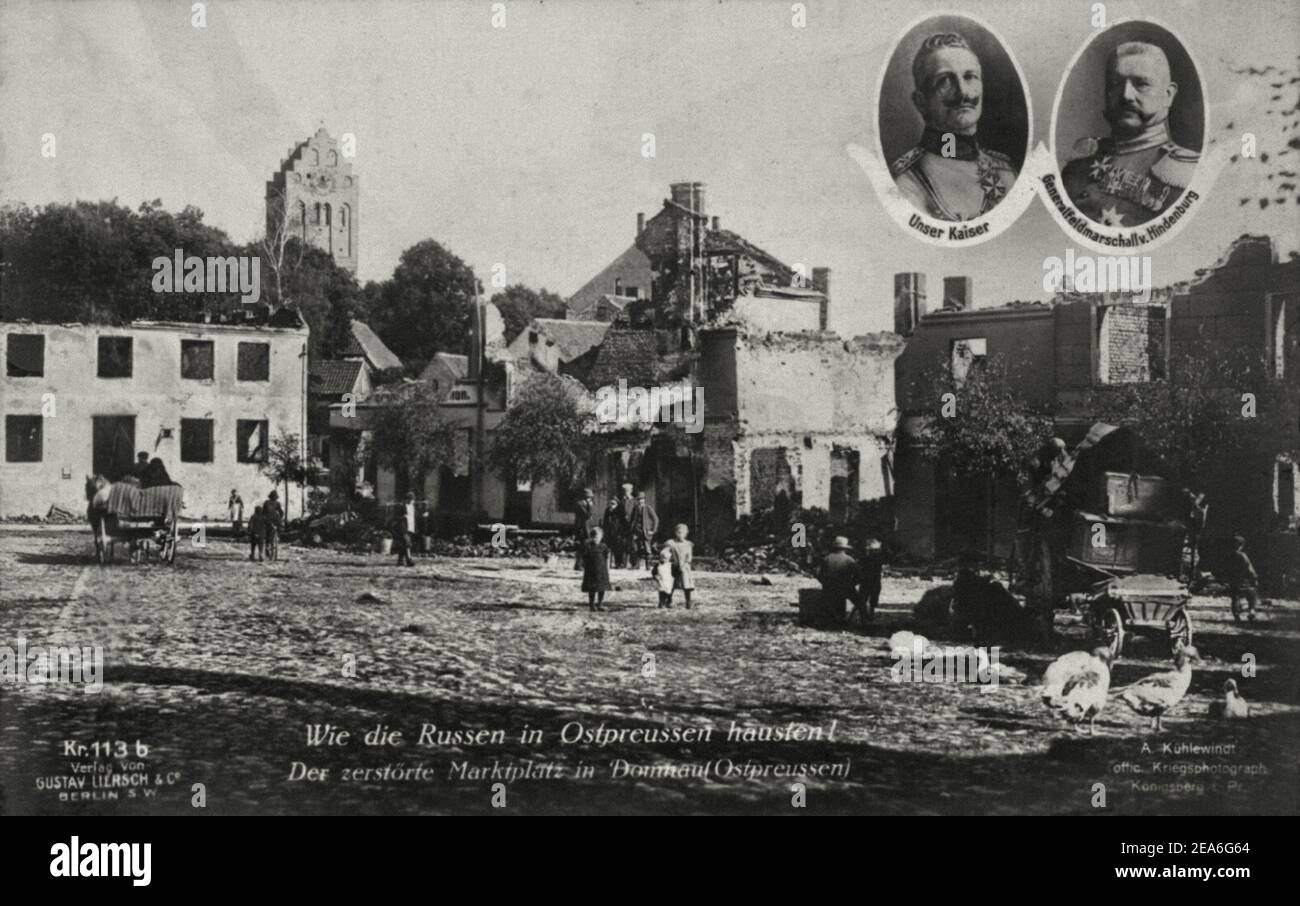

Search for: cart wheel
xmin=1167 ymin=609 xmax=1192 ymax=652
xmin=1101 ymin=607 xmax=1125 ymax=659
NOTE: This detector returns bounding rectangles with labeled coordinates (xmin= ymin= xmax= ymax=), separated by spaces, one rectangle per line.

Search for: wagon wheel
xmin=1166 ymin=608 xmax=1192 ymax=653
xmin=162 ymin=519 xmax=178 ymax=566
xmin=1100 ymin=607 xmax=1126 ymax=660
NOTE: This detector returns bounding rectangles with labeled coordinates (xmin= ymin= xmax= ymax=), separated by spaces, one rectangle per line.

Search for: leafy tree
xmin=913 ymin=353 xmax=1056 ymax=481
xmin=260 ymin=431 xmax=322 ymax=521
xmin=489 ymin=283 xmax=566 ymax=343
xmin=1087 ymin=339 xmax=1298 ymax=488
xmin=488 ymin=373 xmax=592 ymax=487
xmin=368 ymin=240 xmax=477 ymax=361
xmin=1 ymin=199 xmax=240 ymax=323
xmin=367 ymin=389 xmax=456 ymax=496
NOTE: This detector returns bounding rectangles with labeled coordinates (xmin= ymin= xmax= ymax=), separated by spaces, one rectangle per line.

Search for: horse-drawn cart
xmin=86 ymin=477 xmax=184 ymax=565
xmin=1015 ymin=424 xmax=1193 ymax=658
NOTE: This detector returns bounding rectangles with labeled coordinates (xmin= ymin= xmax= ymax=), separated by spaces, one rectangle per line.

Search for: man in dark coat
xmin=856 ymin=537 xmax=884 ymax=623
xmin=130 ymin=452 xmax=150 ymax=481
xmin=614 ymin=483 xmax=636 ymax=568
xmin=602 ymin=497 xmax=624 ymax=569
xmin=573 ymin=489 xmax=596 ymax=570
xmin=263 ymin=490 xmax=284 ymax=561
xmin=628 ymin=490 xmax=659 ymax=571
xmin=817 ymin=536 xmax=862 ymax=626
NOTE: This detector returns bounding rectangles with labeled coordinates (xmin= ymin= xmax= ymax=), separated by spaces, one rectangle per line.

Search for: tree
xmin=488 ymin=373 xmax=593 ymax=488
xmin=489 ymin=284 xmax=566 ymax=343
xmin=1087 ymin=340 xmax=1297 ymax=489
xmin=913 ymin=353 xmax=1056 ymax=480
xmin=259 ymin=188 xmax=306 ymax=313
xmin=260 ymin=431 xmax=321 ymax=521
xmin=368 ymin=240 xmax=477 ymax=362
xmin=1 ymin=198 xmax=239 ymax=324
xmin=367 ymin=389 xmax=456 ymax=496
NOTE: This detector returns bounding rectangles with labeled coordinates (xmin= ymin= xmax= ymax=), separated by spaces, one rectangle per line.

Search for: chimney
xmin=711 ymin=216 xmax=720 ymax=231
xmin=943 ymin=276 xmax=972 ymax=311
xmin=670 ymin=181 xmax=706 ymax=215
xmin=894 ymin=272 xmax=927 ymax=335
xmin=812 ymin=267 xmax=831 ymax=331
xmin=637 ymin=212 xmax=645 ymax=235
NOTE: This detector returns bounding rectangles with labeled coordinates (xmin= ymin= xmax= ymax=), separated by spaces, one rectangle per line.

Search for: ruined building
xmin=520 ymin=181 xmax=905 ymax=546
xmin=567 ymin=182 xmax=830 ymax=336
xmin=893 ymin=237 xmax=1299 ymax=584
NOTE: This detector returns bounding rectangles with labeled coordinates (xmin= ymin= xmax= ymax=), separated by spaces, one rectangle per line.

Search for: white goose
xmin=1042 ymin=647 xmax=1112 ymax=734
xmin=1116 ymin=644 xmax=1199 ymax=731
xmin=1209 ymin=679 xmax=1249 ymax=720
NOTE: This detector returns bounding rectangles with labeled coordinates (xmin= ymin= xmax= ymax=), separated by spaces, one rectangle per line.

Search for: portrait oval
xmin=875 ymin=12 xmax=1032 ymax=236
xmin=1050 ymin=19 xmax=1206 ymax=234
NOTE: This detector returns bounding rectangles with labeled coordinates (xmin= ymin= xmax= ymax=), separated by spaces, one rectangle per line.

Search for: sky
xmin=1 ymin=0 xmax=1298 ymax=335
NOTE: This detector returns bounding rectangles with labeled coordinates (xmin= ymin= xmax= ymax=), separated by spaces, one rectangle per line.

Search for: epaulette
xmin=982 ymin=148 xmax=1016 ymax=170
xmin=1159 ymin=142 xmax=1200 ymax=164
xmin=890 ymin=145 xmax=924 ymax=178
xmin=1152 ymin=142 xmax=1199 ymax=188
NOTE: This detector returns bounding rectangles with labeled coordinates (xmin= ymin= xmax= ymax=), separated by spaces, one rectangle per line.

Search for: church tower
xmin=265 ymin=127 xmax=358 ymax=273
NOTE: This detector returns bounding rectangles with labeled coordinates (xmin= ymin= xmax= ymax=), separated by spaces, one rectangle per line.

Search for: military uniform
xmin=891 ymin=127 xmax=1018 ymax=221
xmin=1061 ymin=124 xmax=1198 ymax=227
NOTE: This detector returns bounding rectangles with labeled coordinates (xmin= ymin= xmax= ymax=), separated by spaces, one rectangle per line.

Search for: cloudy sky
xmin=1 ymin=0 xmax=1297 ymax=334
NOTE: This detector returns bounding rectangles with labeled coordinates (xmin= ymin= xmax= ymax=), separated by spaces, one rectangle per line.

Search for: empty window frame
xmin=237 ymin=342 xmax=270 ymax=381
xmin=181 ymin=340 xmax=215 ymax=380
xmin=236 ymin=419 xmax=268 ymax=463
xmin=4 ymin=415 xmax=42 ymax=462
xmin=181 ymin=418 xmax=214 ymax=463
xmin=97 ymin=336 xmax=133 ymax=378
xmin=6 ymin=334 xmax=44 ymax=377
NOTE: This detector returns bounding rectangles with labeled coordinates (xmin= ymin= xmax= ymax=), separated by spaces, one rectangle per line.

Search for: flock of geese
xmin=886 ymin=631 xmax=1250 ymax=734
xmin=1041 ymin=642 xmax=1249 ymax=733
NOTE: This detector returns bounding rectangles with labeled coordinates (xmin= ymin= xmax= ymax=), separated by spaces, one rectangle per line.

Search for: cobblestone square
xmin=2 ymin=528 xmax=1296 ymax=815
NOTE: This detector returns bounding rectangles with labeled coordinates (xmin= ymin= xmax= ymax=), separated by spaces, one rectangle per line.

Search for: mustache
xmin=945 ymin=96 xmax=981 ymax=109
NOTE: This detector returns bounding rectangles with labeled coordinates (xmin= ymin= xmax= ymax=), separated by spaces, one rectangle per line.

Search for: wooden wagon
xmin=1015 ymin=424 xmax=1194 ymax=658
xmin=88 ymin=481 xmax=184 ymax=566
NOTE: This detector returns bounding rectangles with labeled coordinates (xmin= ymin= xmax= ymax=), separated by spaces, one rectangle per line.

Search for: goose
xmin=1042 ymin=647 xmax=1112 ymax=734
xmin=888 ymin=631 xmax=930 ymax=658
xmin=1116 ymin=645 xmax=1199 ymax=731
xmin=1209 ymin=679 xmax=1249 ymax=720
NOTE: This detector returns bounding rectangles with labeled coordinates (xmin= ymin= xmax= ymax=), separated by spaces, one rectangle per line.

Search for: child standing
xmin=652 ymin=547 xmax=675 ymax=608
xmin=580 ymin=527 xmax=611 ymax=611
xmin=664 ymin=523 xmax=696 ymax=609
xmin=247 ymin=505 xmax=266 ymax=562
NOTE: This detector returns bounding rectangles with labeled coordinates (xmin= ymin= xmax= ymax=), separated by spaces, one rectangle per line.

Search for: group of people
xmin=574 ymin=484 xmax=660 ymax=570
xmin=227 ymin=488 xmax=283 ymax=562
xmin=573 ymin=486 xmax=694 ymax=612
xmin=816 ymin=535 xmax=885 ymax=626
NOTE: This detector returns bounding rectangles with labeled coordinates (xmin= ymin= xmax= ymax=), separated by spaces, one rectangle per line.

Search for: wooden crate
xmin=1101 ymin=472 xmax=1169 ymax=518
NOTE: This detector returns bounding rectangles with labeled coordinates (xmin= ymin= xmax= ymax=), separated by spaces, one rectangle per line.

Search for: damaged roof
xmin=582 ymin=328 xmax=692 ymax=391
xmin=704 ymin=229 xmax=795 ymax=279
xmin=530 ymin=318 xmax=612 ymax=363
xmin=344 ymin=319 xmax=404 ymax=371
xmin=309 ymin=359 xmax=364 ymax=396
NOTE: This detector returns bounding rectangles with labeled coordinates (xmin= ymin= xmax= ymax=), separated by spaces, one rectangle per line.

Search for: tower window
xmin=314 ymin=203 xmax=321 ymax=225
xmin=328 ymin=150 xmax=338 ymax=166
